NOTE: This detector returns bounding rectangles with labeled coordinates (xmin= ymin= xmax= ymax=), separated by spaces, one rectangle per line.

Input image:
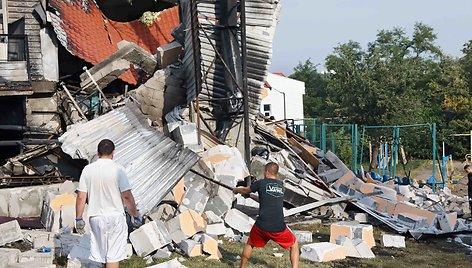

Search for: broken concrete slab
xmin=130 ymin=220 xmax=172 ymax=257
xmin=0 ymin=248 xmax=20 ymax=266
xmin=318 ymin=169 xmax=345 ymax=184
xmin=173 ymin=179 xmax=186 ymax=205
xmin=224 ymin=209 xmax=255 ymax=233
xmin=8 ymin=262 xmax=56 ymax=268
xmin=179 ymin=189 xmax=209 ymax=215
xmin=354 ymin=213 xmax=369 ymax=223
xmin=41 ymin=192 xmax=76 ymax=232
xmin=23 ymin=230 xmax=55 ymax=249
xmin=292 ymin=230 xmax=313 ymax=243
xmin=437 ymin=212 xmax=457 ymax=232
xmin=0 ymin=220 xmax=23 ymax=246
xmin=172 ymin=123 xmax=199 ymax=147
xmin=156 ymin=41 xmax=183 ymax=69
xmin=200 ymin=145 xmax=250 ymax=182
xmin=352 ymin=238 xmax=375 ymax=258
xmin=300 ymin=242 xmax=347 ymax=262
xmin=329 ymin=221 xmax=375 ymax=248
xmin=152 ymin=248 xmax=172 ymax=260
xmin=67 ymin=234 xmax=102 ymax=268
xmin=381 ymin=234 xmax=406 ymax=248
xmin=206 ymin=223 xmax=227 ymax=236
xmin=335 ymin=236 xmax=360 ymax=258
xmin=80 ymin=41 xmax=157 ymax=92
xmin=18 ymin=250 xmax=54 ymax=265
xmin=203 ymin=211 xmax=223 ymax=224
xmin=199 ymin=234 xmax=220 ymax=258
xmin=180 ymin=239 xmax=203 ymax=257
xmin=148 ymin=204 xmax=177 ymax=223
xmin=166 ymin=210 xmax=207 ymax=244
xmin=147 ymin=258 xmax=187 ymax=268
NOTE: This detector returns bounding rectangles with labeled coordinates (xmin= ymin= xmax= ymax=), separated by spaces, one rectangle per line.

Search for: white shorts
xmin=89 ymin=214 xmax=128 ymax=263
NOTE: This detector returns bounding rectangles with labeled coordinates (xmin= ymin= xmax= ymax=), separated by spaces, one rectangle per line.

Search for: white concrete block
xmin=180 ymin=239 xmax=202 ymax=257
xmin=23 ymin=230 xmax=55 ymax=249
xmin=224 ymin=209 xmax=255 ymax=233
xmin=18 ymin=250 xmax=54 ymax=264
xmin=8 ymin=262 xmax=56 ymax=268
xmin=206 ymin=223 xmax=227 ymax=236
xmin=335 ymin=236 xmax=360 ymax=258
xmin=438 ymin=212 xmax=457 ymax=232
xmin=147 ymin=258 xmax=187 ymax=268
xmin=354 ymin=213 xmax=369 ymax=223
xmin=152 ymin=248 xmax=172 ymax=260
xmin=166 ymin=210 xmax=206 ymax=244
xmin=300 ymin=242 xmax=347 ymax=262
xmin=381 ymin=234 xmax=406 ymax=248
xmin=180 ymin=190 xmax=209 ymax=215
xmin=292 ymin=230 xmax=312 ymax=243
xmin=352 ymin=239 xmax=375 ymax=258
xmin=0 ymin=248 xmax=20 ymax=266
xmin=67 ymin=234 xmax=101 ymax=267
xmin=130 ymin=220 xmax=172 ymax=257
xmin=330 ymin=221 xmax=375 ymax=248
xmin=203 ymin=211 xmax=223 ymax=224
xmin=0 ymin=220 xmax=23 ymax=246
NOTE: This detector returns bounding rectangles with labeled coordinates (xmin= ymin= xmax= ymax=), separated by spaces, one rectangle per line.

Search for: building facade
xmin=260 ymin=72 xmax=305 ymax=121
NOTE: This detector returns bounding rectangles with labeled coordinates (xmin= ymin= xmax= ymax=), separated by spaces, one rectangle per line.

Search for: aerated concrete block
xmin=147 ymin=258 xmax=187 ymax=268
xmin=152 ymin=248 xmax=172 ymax=260
xmin=381 ymin=234 xmax=406 ymax=248
xmin=130 ymin=220 xmax=172 ymax=257
xmin=354 ymin=213 xmax=369 ymax=223
xmin=8 ymin=262 xmax=56 ymax=268
xmin=180 ymin=239 xmax=202 ymax=257
xmin=300 ymin=242 xmax=347 ymax=262
xmin=352 ymin=238 xmax=375 ymax=258
xmin=180 ymin=190 xmax=209 ymax=215
xmin=0 ymin=220 xmax=23 ymax=246
xmin=0 ymin=248 xmax=20 ymax=266
xmin=224 ymin=209 xmax=255 ymax=233
xmin=18 ymin=250 xmax=54 ymax=265
xmin=438 ymin=212 xmax=457 ymax=232
xmin=292 ymin=230 xmax=313 ymax=243
xmin=206 ymin=223 xmax=227 ymax=236
xmin=172 ymin=123 xmax=199 ymax=146
xmin=330 ymin=221 xmax=375 ymax=248
xmin=166 ymin=210 xmax=206 ymax=244
xmin=335 ymin=236 xmax=360 ymax=258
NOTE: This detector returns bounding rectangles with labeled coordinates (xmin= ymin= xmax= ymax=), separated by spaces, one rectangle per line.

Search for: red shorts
xmin=247 ymin=224 xmax=296 ymax=249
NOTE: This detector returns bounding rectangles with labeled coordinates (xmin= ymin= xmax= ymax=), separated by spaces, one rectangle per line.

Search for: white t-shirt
xmin=77 ymin=158 xmax=131 ymax=217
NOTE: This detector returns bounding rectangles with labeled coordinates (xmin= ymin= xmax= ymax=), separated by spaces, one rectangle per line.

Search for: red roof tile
xmin=49 ymin=0 xmax=179 ymax=85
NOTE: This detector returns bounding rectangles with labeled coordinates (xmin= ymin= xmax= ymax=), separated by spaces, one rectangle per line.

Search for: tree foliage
xmin=292 ymin=23 xmax=472 ymax=159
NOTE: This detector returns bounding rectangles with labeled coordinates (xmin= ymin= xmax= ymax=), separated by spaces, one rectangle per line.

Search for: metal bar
xmin=60 ymin=83 xmax=88 ymax=121
xmin=198 ymin=23 xmax=244 ymax=93
xmin=241 ymin=0 xmax=251 ymax=178
xmin=195 ymin=100 xmax=202 ymax=145
xmin=0 ymin=125 xmax=55 ymax=133
xmin=284 ymin=196 xmax=351 ymax=217
xmin=0 ymin=139 xmax=59 ymax=146
xmin=82 ymin=67 xmax=114 ymax=110
xmin=432 ymin=123 xmax=437 ymax=190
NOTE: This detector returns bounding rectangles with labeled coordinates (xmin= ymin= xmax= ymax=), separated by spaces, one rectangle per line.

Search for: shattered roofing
xmin=59 ymin=103 xmax=199 ymax=216
xmin=49 ymin=0 xmax=179 ymax=84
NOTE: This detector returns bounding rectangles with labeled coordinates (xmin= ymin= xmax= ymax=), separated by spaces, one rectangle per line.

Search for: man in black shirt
xmin=233 ymin=162 xmax=299 ymax=268
xmin=464 ymin=164 xmax=472 ymax=218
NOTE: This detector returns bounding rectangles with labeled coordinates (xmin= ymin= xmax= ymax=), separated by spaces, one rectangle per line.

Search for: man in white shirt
xmin=75 ymin=139 xmax=141 ymax=268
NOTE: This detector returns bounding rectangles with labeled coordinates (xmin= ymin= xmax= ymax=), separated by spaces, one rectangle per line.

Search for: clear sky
xmin=269 ymin=0 xmax=472 ymax=75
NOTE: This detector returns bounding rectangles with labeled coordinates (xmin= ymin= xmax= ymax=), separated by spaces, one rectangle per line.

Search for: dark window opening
xmin=0 ymin=96 xmax=26 ymax=165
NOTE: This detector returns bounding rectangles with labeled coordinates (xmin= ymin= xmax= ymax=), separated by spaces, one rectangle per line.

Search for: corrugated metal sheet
xmin=182 ymin=0 xmax=280 ymax=115
xmin=59 ymin=103 xmax=200 ymax=216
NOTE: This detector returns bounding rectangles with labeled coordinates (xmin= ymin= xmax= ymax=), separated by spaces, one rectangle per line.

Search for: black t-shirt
xmin=468 ymin=173 xmax=472 ymax=192
xmin=250 ymin=178 xmax=286 ymax=232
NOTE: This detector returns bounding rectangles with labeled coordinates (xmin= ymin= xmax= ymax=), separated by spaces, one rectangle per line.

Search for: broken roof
xmin=59 ymin=103 xmax=199 ymax=216
xmin=49 ymin=0 xmax=179 ymax=84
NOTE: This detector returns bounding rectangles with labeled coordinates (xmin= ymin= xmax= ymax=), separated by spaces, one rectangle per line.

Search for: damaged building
xmin=0 ymin=0 xmax=472 ymax=267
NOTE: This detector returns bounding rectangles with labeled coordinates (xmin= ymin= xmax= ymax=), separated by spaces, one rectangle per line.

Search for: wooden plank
xmin=288 ymin=137 xmax=320 ymax=169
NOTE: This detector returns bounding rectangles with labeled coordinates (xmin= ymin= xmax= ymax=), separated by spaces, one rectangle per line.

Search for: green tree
xmin=289 ymin=59 xmax=329 ymax=118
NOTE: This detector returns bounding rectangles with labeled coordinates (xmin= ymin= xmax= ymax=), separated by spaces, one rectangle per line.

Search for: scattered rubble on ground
xmin=0 ymin=0 xmax=471 ymax=267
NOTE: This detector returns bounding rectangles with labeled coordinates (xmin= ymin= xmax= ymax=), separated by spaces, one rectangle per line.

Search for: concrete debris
xmin=300 ymin=242 xmax=347 ymax=262
xmin=130 ymin=221 xmax=172 ymax=257
xmin=0 ymin=248 xmax=20 ymax=266
xmin=179 ymin=189 xmax=209 ymax=215
xmin=152 ymin=248 xmax=172 ymax=260
xmin=40 ymin=192 xmax=76 ymax=232
xmin=354 ymin=213 xmax=369 ymax=223
xmin=352 ymin=238 xmax=375 ymax=258
xmin=335 ymin=236 xmax=361 ymax=258
xmin=0 ymin=220 xmax=23 ymax=246
xmin=8 ymin=262 xmax=55 ymax=268
xmin=18 ymin=250 xmax=54 ymax=265
xmin=23 ymin=230 xmax=55 ymax=249
xmin=224 ymin=209 xmax=255 ymax=233
xmin=147 ymin=258 xmax=187 ymax=268
xmin=330 ymin=222 xmax=375 ymax=248
xmin=148 ymin=204 xmax=178 ymax=223
xmin=381 ymin=234 xmax=406 ymax=248
xmin=292 ymin=230 xmax=313 ymax=244
xmin=166 ymin=210 xmax=207 ymax=244
xmin=180 ymin=239 xmax=202 ymax=257
xmin=67 ymin=234 xmax=102 ymax=268
xmin=206 ymin=223 xmax=227 ymax=236
xmin=156 ymin=41 xmax=183 ymax=69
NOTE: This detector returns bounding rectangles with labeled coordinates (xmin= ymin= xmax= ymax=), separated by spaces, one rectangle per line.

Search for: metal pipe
xmin=82 ymin=66 xmax=114 ymax=110
xmin=0 ymin=139 xmax=59 ymax=146
xmin=60 ymin=83 xmax=88 ymax=121
xmin=241 ymin=0 xmax=251 ymax=179
xmin=0 ymin=125 xmax=55 ymax=133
